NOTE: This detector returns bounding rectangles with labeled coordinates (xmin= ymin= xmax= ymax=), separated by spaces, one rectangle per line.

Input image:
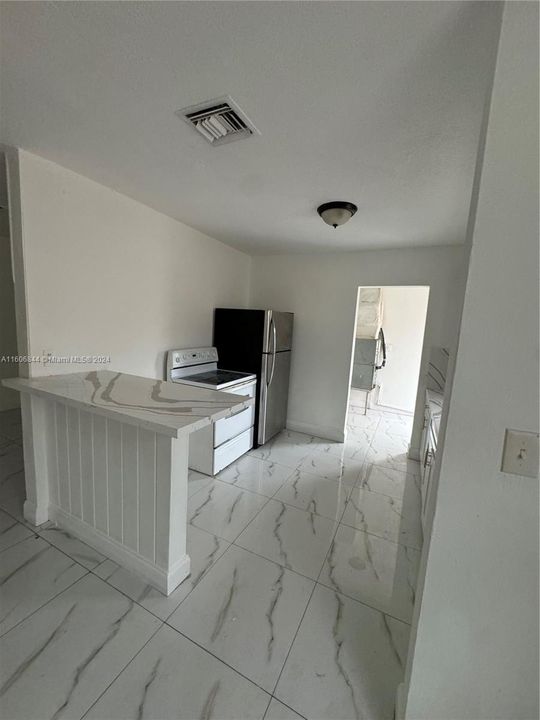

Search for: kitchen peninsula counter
xmin=3 ymin=370 xmax=254 ymax=594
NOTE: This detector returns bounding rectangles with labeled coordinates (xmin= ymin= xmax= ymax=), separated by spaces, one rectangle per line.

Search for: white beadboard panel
xmin=17 ymin=392 xmax=193 ymax=595
xmin=55 ymin=402 xmax=70 ymax=512
xmin=154 ymin=434 xmax=172 ymax=568
xmin=122 ymin=423 xmax=139 ymax=552
xmin=107 ymin=419 xmax=123 ymax=543
xmin=138 ymin=428 xmax=156 ymax=562
xmin=50 ymin=506 xmax=190 ymax=595
xmin=92 ymin=414 xmax=108 ymax=534
xmin=79 ymin=410 xmax=94 ymax=526
xmin=67 ymin=406 xmax=82 ymax=519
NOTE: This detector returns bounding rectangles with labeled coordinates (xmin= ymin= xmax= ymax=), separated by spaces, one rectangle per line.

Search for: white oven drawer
xmin=214 ymin=427 xmax=254 ymax=474
xmin=214 ymin=405 xmax=254 ymax=447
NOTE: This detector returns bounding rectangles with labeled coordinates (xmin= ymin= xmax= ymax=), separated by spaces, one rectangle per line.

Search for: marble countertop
xmin=2 ymin=371 xmax=254 ymax=438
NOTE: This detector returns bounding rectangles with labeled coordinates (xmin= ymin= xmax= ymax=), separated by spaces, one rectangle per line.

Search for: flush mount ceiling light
xmin=317 ymin=201 xmax=358 ymax=228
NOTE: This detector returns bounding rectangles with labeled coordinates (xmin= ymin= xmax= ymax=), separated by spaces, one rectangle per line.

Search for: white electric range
xmin=167 ymin=347 xmax=257 ymax=475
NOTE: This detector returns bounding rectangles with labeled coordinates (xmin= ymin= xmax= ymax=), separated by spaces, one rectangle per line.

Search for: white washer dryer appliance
xmin=167 ymin=347 xmax=257 ymax=476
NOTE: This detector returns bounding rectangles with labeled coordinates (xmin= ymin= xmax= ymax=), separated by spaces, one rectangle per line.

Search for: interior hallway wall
xmin=15 ymin=150 xmax=251 ymax=381
xmin=404 ymin=3 xmax=539 ymax=717
xmin=0 ymin=220 xmax=20 ymax=410
xmin=250 ymin=245 xmax=465 ymax=447
xmin=377 ymin=286 xmax=430 ymax=413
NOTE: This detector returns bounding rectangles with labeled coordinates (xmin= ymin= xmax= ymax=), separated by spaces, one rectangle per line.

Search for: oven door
xmin=213 ymin=380 xmax=256 ymax=448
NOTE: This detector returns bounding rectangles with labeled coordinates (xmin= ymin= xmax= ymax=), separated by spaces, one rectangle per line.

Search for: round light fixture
xmin=317 ymin=201 xmax=358 ymax=228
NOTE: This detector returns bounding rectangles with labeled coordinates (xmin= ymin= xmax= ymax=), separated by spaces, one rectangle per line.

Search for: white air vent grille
xmin=177 ymin=96 xmax=259 ymax=146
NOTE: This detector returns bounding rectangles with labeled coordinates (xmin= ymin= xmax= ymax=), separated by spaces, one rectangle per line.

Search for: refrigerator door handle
xmin=375 ymin=328 xmax=387 ymax=370
xmin=267 ymin=320 xmax=277 ymax=386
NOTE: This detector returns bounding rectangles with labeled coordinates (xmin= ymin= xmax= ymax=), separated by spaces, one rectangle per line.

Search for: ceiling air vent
xmin=177 ymin=96 xmax=260 ymax=146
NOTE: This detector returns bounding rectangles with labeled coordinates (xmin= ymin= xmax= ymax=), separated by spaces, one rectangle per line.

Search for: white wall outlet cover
xmin=501 ymin=429 xmax=540 ymax=479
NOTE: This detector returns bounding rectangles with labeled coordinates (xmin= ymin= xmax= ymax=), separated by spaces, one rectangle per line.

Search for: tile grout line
xmin=163 ymin=622 xmax=275 ymax=699
xmin=269 ymin=484 xmax=348 ymax=700
xmin=0 ymin=565 xmax=91 ymax=640
xmin=79 ymin=620 xmax=165 ymax=720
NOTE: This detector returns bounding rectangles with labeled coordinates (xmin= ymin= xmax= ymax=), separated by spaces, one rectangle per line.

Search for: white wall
xmin=0 ymin=212 xmax=20 ymax=411
xmin=404 ymin=3 xmax=539 ymax=718
xmin=250 ymin=245 xmax=465 ymax=445
xmin=17 ymin=151 xmax=251 ymax=380
xmin=377 ymin=286 xmax=430 ymax=413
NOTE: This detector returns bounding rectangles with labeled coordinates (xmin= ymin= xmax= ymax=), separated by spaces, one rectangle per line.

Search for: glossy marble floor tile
xmin=85 ymin=624 xmax=271 ymax=720
xmin=273 ymin=469 xmax=350 ymax=522
xmin=342 ymin=486 xmax=423 ymax=549
xmin=249 ymin=430 xmax=317 ymax=468
xmin=376 ymin=413 xmax=414 ymax=439
xmin=217 ymin=455 xmax=294 ymax=497
xmin=169 ymin=545 xmax=314 ymax=692
xmin=319 ymin=523 xmax=420 ymax=623
xmin=0 ymin=442 xmax=25 ymax=503
xmin=275 ymin=584 xmax=409 ymax=720
xmin=311 ymin=435 xmax=371 ymax=463
xmin=347 ymin=410 xmax=381 ymax=431
xmin=295 ymin=450 xmax=363 ymax=486
xmin=0 ymin=534 xmax=87 ymax=635
xmin=364 ymin=437 xmax=420 ymax=475
xmin=265 ymin=698 xmax=305 ymax=719
xmin=235 ymin=499 xmax=338 ymax=580
xmin=93 ymin=525 xmax=230 ymax=620
xmin=38 ymin=525 xmax=107 ymax=569
xmin=0 ymin=573 xmax=161 ymax=720
xmin=188 ymin=469 xmax=214 ymax=497
xmin=0 ymin=406 xmax=420 ymax=719
xmin=249 ymin=443 xmax=310 ymax=470
xmin=368 ymin=432 xmax=410 ymax=455
xmin=270 ymin=430 xmax=320 ymax=450
xmin=0 ymin=408 xmax=23 ymax=444
xmin=0 ymin=508 xmax=33 ymax=552
xmin=188 ymin=479 xmax=268 ymax=541
xmin=0 ymin=493 xmax=27 ymax=524
xmin=344 ymin=422 xmax=378 ymax=447
xmin=357 ymin=463 xmax=419 ymax=500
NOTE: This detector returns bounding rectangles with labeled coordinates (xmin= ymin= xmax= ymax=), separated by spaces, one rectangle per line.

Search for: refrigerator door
xmin=263 ymin=311 xmax=294 ymax=353
xmin=354 ymin=338 xmax=377 ymax=365
xmin=258 ymin=350 xmax=291 ymax=444
xmin=351 ymin=338 xmax=377 ymax=390
xmin=351 ymin=362 xmax=375 ymax=390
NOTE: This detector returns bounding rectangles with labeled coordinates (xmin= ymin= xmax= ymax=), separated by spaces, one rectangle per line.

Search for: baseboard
xmin=24 ymin=499 xmax=49 ymax=526
xmin=372 ymin=401 xmax=414 ymax=416
xmin=49 ymin=505 xmax=191 ymax=596
xmin=286 ymin=420 xmax=345 ymax=443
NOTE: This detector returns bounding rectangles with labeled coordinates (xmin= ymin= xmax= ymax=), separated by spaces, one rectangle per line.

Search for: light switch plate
xmin=501 ymin=429 xmax=539 ymax=478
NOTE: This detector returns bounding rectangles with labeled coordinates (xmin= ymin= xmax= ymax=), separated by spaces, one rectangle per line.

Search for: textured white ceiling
xmin=0 ymin=1 xmax=501 ymax=254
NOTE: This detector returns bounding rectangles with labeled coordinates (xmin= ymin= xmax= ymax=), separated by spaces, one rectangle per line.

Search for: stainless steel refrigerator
xmin=213 ymin=308 xmax=294 ymax=446
xmin=351 ymin=329 xmax=387 ymax=391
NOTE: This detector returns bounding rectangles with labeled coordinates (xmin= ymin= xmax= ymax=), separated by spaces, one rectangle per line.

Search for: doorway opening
xmin=346 ymin=286 xmax=430 ymax=453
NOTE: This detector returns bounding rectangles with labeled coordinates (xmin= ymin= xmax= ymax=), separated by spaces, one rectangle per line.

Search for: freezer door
xmin=262 ymin=311 xmax=294 ymax=353
xmin=258 ymin=350 xmax=291 ymax=444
